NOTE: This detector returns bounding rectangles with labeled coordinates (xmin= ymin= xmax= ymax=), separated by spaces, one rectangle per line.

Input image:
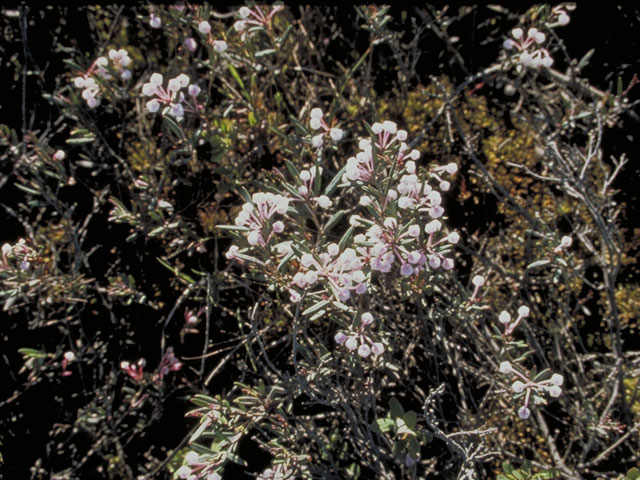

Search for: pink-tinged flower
xmin=400 ymin=263 xmax=414 ymax=276
xmin=361 ymin=312 xmax=374 ymax=326
xmin=334 ymin=332 xmax=347 ymax=344
xmin=472 ymin=275 xmax=485 ymax=287
xmin=52 ymin=150 xmax=66 ymax=161
xmin=548 ymin=385 xmax=562 ymax=397
xmin=213 ymin=40 xmax=227 ymax=52
xmin=518 ymin=305 xmax=530 ymax=317
xmin=358 ymin=344 xmax=371 ymax=358
xmin=371 ymin=342 xmax=384 ymax=356
xmin=121 ymin=358 xmax=146 ymax=382
xmin=512 ymin=381 xmax=525 ymax=393
xmin=518 ymin=406 xmax=530 ymax=419
xmin=498 ymin=311 xmax=511 ymax=324
xmin=198 ymin=20 xmax=211 ymax=34
xmin=150 ymin=13 xmax=161 ymax=28
xmin=345 ymin=336 xmax=358 ymax=351
xmin=184 ymin=37 xmax=197 ymax=51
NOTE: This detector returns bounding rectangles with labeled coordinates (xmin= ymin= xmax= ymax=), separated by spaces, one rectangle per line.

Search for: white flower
xmin=120 ymin=69 xmax=132 ymax=81
xmin=150 ymin=14 xmax=161 ymax=29
xmin=550 ymin=373 xmax=564 ymax=386
xmin=188 ymin=84 xmax=201 ymax=97
xmin=184 ymin=37 xmax=197 ymax=51
xmin=498 ymin=311 xmax=511 ymax=324
xmin=556 ymin=11 xmax=570 ymax=26
xmin=359 ymin=195 xmax=372 ymax=207
xmin=198 ymin=21 xmax=211 ymax=34
xmin=405 ymin=160 xmax=416 ymax=174
xmin=503 ymin=39 xmax=515 ymax=50
xmin=447 ymin=232 xmax=460 ymax=244
xmin=247 ymin=230 xmax=261 ymax=246
xmin=371 ymin=122 xmax=383 ymax=134
xmin=358 ymin=344 xmax=371 ymax=358
xmin=345 ymin=336 xmax=358 ymax=351
xmin=63 ymin=351 xmax=75 ymax=362
xmin=52 ymin=150 xmax=66 ymax=161
xmin=169 ymin=103 xmax=184 ymax=117
xmin=310 ymin=107 xmax=323 ymax=119
xmin=442 ymin=257 xmax=454 ymax=270
xmin=517 ymin=305 xmax=530 ymax=317
xmin=548 ymin=385 xmax=562 ymax=397
xmin=361 ymin=312 xmax=374 ymax=326
xmin=329 ymin=127 xmax=344 ymax=141
xmin=512 ymin=381 xmax=525 ymax=393
xmin=334 ymin=332 xmax=347 ymax=344
xmin=471 ymin=275 xmax=485 ymax=287
xmin=499 ymin=361 xmax=512 ymax=374
xmin=382 ymin=120 xmax=397 ymax=134
xmin=511 ymin=28 xmax=523 ymax=40
xmin=408 ymin=225 xmax=420 ymax=237
xmin=177 ymin=465 xmax=192 ymax=479
xmin=272 ymin=221 xmax=284 ymax=233
xmin=425 ymin=219 xmax=442 ymax=234
xmin=213 ymin=40 xmax=227 ymax=52
xmin=310 ymin=117 xmax=323 ymax=130
xmin=311 ymin=134 xmax=324 ymax=148
xmin=534 ymin=31 xmax=546 ymax=44
xmin=146 ymin=99 xmax=160 ymax=113
xmin=316 ymin=195 xmax=331 ymax=209
xmin=185 ymin=451 xmax=200 ymax=465
xmin=238 ymin=6 xmax=251 ymax=19
xmin=371 ymin=342 xmax=384 ymax=356
xmin=234 ymin=20 xmax=247 ymax=32
xmin=518 ymin=406 xmax=530 ymax=419
xmin=396 ymin=129 xmax=407 ymax=141
xmin=560 ymin=235 xmax=572 ymax=248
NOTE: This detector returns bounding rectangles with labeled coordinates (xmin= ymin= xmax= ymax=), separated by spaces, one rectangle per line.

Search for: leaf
xmin=403 ymin=410 xmax=417 ymax=430
xmin=324 ymin=210 xmax=346 ymax=233
xmin=627 ymin=468 xmax=640 ymax=480
xmin=389 ymin=397 xmax=404 ymax=418
xmin=18 ymin=348 xmax=47 ymax=358
xmin=324 ymin=165 xmax=347 ymax=196
xmin=577 ymin=48 xmax=594 ymax=71
xmin=302 ymin=300 xmax=330 ymax=317
xmin=526 ymin=259 xmax=551 ymax=270
xmin=502 ymin=462 xmax=514 ymax=475
xmin=374 ymin=417 xmax=395 ymax=433
xmin=255 ymin=48 xmax=276 ymax=58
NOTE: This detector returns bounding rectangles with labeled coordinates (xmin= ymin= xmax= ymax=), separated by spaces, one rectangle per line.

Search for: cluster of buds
xmin=121 ymin=347 xmax=182 ymax=384
xmin=153 ymin=346 xmax=183 ymax=383
xmin=334 ymin=312 xmax=384 ymax=358
xmin=503 ymin=27 xmax=553 ymax=68
xmin=231 ymin=192 xmax=290 ymax=248
xmin=121 ymin=358 xmax=146 ymax=382
xmin=290 ymin=245 xmax=366 ymax=303
xmin=1 ymin=239 xmax=38 ymax=272
xmin=176 ymin=451 xmax=221 ymax=480
xmin=498 ymin=305 xmax=530 ymax=336
xmin=295 ymin=166 xmax=332 ymax=209
xmin=73 ymin=49 xmax=132 ymax=108
xmin=552 ymin=235 xmax=572 ymax=255
xmin=143 ymin=73 xmax=202 ymax=120
xmin=233 ymin=5 xmax=284 ymax=32
xmin=499 ymin=361 xmax=563 ymax=419
xmin=309 ymin=108 xmax=344 ymax=148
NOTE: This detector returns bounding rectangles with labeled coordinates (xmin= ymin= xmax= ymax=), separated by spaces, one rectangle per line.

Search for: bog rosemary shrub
xmin=0 ymin=3 xmax=638 ymax=479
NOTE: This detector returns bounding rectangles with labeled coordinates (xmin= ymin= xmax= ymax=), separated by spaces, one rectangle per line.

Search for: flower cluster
xmin=120 ymin=347 xmax=182 ymax=384
xmin=233 ymin=5 xmax=284 ymax=32
xmin=290 ymin=246 xmax=366 ymax=303
xmin=309 ymin=108 xmax=344 ymax=148
xmin=295 ymin=166 xmax=332 ymax=209
xmin=143 ymin=72 xmax=202 ymax=119
xmin=498 ymin=305 xmax=530 ymax=336
xmin=196 ymin=19 xmax=228 ymax=52
xmin=499 ymin=361 xmax=564 ymax=419
xmin=1 ymin=239 xmax=38 ymax=272
xmin=230 ymin=192 xmax=290 ymax=248
xmin=72 ymin=49 xmax=132 ymax=108
xmin=334 ymin=312 xmax=384 ymax=358
xmin=120 ymin=358 xmax=146 ymax=382
xmin=176 ymin=451 xmax=221 ymax=480
xmin=61 ymin=351 xmax=75 ymax=377
xmin=503 ymin=27 xmax=553 ymax=68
